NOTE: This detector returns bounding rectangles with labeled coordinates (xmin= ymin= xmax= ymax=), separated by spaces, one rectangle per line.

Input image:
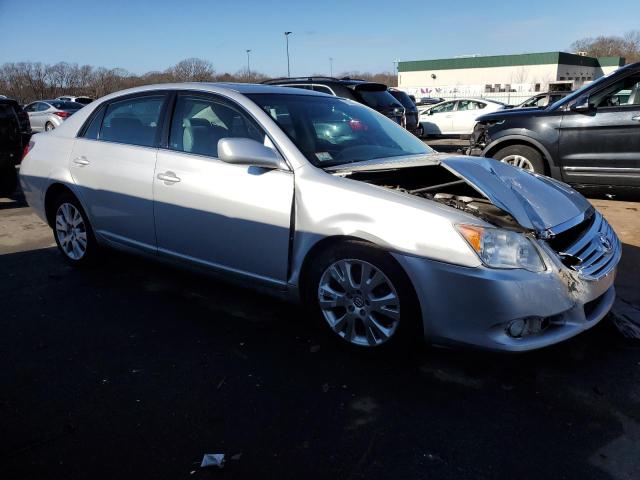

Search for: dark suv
xmin=0 ymin=98 xmax=31 ymax=195
xmin=262 ymin=77 xmax=406 ymax=127
xmin=470 ymin=62 xmax=640 ymax=190
xmin=388 ymin=88 xmax=422 ymax=136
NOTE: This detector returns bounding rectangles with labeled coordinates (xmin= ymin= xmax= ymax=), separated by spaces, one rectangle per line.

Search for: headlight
xmin=456 ymin=224 xmax=546 ymax=272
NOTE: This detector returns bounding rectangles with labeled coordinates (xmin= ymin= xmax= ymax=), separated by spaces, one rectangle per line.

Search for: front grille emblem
xmin=598 ymin=233 xmax=613 ymax=254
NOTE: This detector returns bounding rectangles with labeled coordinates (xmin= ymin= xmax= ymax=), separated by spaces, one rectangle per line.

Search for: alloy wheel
xmin=55 ymin=203 xmax=87 ymax=260
xmin=317 ymin=259 xmax=400 ymax=347
xmin=501 ymin=154 xmax=534 ymax=171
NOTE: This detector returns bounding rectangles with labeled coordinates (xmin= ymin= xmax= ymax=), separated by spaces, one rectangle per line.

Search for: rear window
xmin=50 ymin=101 xmax=83 ymax=110
xmin=355 ymin=90 xmax=400 ymax=109
xmin=75 ymin=97 xmax=93 ymax=104
xmin=389 ymin=90 xmax=415 ymax=109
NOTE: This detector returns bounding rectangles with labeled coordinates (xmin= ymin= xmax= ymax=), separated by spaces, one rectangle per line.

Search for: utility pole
xmin=329 ymin=57 xmax=333 ymax=77
xmin=284 ymin=32 xmax=292 ymax=77
xmin=246 ymin=49 xmax=251 ymax=80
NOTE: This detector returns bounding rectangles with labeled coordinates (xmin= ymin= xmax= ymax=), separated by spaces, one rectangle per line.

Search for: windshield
xmin=247 ymin=93 xmax=433 ymax=167
xmin=549 ymin=70 xmax=620 ymax=110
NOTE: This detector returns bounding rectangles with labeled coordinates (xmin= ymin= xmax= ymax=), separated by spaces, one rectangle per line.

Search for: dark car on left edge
xmin=0 ymin=98 xmax=31 ymax=195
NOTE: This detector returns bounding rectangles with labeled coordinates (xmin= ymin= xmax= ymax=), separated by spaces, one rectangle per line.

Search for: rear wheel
xmin=306 ymin=241 xmax=421 ymax=351
xmin=493 ymin=144 xmax=545 ymax=174
xmin=51 ymin=193 xmax=100 ymax=266
xmin=45 ymin=122 xmax=55 ymax=131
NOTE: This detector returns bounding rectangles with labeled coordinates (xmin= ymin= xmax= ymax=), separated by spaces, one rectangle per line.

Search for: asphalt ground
xmin=1 ymin=184 xmax=639 ymax=479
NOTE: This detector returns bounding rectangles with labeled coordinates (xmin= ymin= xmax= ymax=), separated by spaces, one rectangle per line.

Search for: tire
xmin=305 ymin=240 xmax=422 ymax=351
xmin=493 ymin=144 xmax=546 ymax=174
xmin=51 ymin=192 xmax=100 ymax=266
xmin=45 ymin=122 xmax=55 ymax=131
xmin=0 ymin=165 xmax=18 ymax=197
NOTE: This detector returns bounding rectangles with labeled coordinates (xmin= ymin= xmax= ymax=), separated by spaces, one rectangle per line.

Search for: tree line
xmin=0 ymin=57 xmax=397 ymax=104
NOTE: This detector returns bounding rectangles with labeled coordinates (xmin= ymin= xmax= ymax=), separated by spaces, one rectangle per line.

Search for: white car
xmin=419 ymin=99 xmax=506 ymax=136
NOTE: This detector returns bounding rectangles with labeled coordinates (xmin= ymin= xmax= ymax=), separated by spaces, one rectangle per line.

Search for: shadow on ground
xmin=1 ymin=245 xmax=639 ymax=479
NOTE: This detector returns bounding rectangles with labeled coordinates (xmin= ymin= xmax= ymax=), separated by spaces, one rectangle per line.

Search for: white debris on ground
xmin=200 ymin=453 xmax=225 ymax=468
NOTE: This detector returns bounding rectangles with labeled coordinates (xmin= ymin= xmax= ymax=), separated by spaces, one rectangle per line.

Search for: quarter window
xmin=100 ymin=95 xmax=166 ymax=147
xmin=169 ymin=95 xmax=265 ymax=157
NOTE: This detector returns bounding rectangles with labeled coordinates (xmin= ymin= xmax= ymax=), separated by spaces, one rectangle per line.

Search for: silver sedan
xmin=19 ymin=83 xmax=621 ymax=352
xmin=23 ymin=100 xmax=84 ymax=131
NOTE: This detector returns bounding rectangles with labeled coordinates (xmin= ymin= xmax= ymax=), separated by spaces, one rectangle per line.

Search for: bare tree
xmin=571 ymin=30 xmax=640 ymax=63
xmin=167 ymin=58 xmax=216 ymax=82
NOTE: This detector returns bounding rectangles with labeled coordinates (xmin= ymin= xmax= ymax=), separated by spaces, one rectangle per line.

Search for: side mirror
xmin=218 ymin=138 xmax=288 ymax=170
xmin=570 ymin=98 xmax=593 ymax=113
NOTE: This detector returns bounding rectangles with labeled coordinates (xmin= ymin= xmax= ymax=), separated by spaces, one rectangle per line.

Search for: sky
xmin=1 ymin=0 xmax=639 ymax=77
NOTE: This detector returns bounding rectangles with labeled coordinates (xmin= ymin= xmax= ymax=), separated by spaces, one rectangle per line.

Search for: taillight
xmin=54 ymin=111 xmax=71 ymax=118
xmin=22 ymin=140 xmax=34 ymax=160
xmin=348 ymin=119 xmax=368 ymax=131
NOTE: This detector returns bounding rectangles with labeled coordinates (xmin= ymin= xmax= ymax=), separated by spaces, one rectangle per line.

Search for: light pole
xmin=284 ymin=31 xmax=292 ymax=77
xmin=329 ymin=57 xmax=333 ymax=77
xmin=246 ymin=49 xmax=251 ymax=80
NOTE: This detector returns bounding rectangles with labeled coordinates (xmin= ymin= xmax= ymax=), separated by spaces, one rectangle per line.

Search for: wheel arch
xmin=483 ymin=135 xmax=559 ymax=177
xmin=44 ymin=182 xmax=82 ymax=228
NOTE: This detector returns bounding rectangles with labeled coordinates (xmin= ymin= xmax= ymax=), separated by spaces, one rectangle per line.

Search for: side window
xmin=458 ymin=100 xmax=480 ymax=111
xmin=80 ymin=105 xmax=106 ymax=140
xmin=431 ymin=102 xmax=455 ymax=114
xmin=591 ymin=74 xmax=640 ymax=108
xmin=169 ymin=95 xmax=265 ymax=157
xmin=37 ymin=103 xmax=50 ymax=112
xmin=100 ymin=95 xmax=165 ymax=147
xmin=24 ymin=103 xmax=37 ymax=112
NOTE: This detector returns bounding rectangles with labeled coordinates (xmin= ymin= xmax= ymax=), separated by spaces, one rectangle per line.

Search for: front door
xmin=153 ymin=93 xmax=294 ymax=284
xmin=558 ymin=72 xmax=640 ymax=187
xmin=70 ymin=93 xmax=168 ymax=252
xmin=423 ymin=101 xmax=456 ymax=135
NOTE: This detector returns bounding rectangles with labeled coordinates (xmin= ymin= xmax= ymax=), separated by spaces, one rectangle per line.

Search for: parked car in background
xmin=516 ymin=91 xmax=571 ymax=109
xmin=56 ymin=95 xmax=94 ymax=105
xmin=0 ymin=98 xmax=31 ymax=195
xmin=388 ymin=88 xmax=422 ymax=136
xmin=419 ymin=98 xmax=506 ymax=136
xmin=23 ymin=100 xmax=84 ymax=131
xmin=20 ymin=83 xmax=620 ymax=352
xmin=470 ymin=61 xmax=640 ymax=190
xmin=262 ymin=77 xmax=406 ymax=127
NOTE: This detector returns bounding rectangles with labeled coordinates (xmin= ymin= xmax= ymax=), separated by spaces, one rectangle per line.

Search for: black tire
xmin=51 ymin=192 xmax=100 ymax=267
xmin=493 ymin=144 xmax=546 ymax=174
xmin=0 ymin=165 xmax=18 ymax=197
xmin=45 ymin=122 xmax=55 ymax=131
xmin=304 ymin=240 xmax=422 ymax=352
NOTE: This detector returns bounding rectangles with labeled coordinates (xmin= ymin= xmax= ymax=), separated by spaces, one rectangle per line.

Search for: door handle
xmin=157 ymin=171 xmax=181 ymax=184
xmin=73 ymin=156 xmax=90 ymax=166
xmin=632 ymin=115 xmax=640 ymax=122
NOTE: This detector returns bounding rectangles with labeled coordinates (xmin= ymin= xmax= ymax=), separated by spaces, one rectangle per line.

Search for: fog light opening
xmin=506 ymin=316 xmax=550 ymax=338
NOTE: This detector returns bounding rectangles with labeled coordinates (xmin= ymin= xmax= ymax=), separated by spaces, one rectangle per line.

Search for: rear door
xmin=558 ymin=72 xmax=640 ymax=187
xmin=153 ymin=92 xmax=293 ymax=284
xmin=452 ymin=100 xmax=485 ymax=134
xmin=70 ymin=92 xmax=169 ymax=252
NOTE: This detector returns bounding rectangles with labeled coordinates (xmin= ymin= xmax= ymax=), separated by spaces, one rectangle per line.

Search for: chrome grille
xmin=557 ymin=212 xmax=621 ymax=279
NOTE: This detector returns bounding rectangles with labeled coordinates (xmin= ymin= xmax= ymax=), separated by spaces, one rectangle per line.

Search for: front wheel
xmin=493 ymin=144 xmax=546 ymax=174
xmin=52 ymin=193 xmax=100 ymax=266
xmin=306 ymin=241 xmax=421 ymax=350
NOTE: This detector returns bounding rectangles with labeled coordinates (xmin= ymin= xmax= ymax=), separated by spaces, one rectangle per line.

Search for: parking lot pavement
xmin=1 ymin=192 xmax=639 ymax=479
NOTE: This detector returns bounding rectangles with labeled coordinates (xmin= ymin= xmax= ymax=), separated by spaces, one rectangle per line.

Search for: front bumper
xmin=392 ymin=245 xmax=618 ymax=352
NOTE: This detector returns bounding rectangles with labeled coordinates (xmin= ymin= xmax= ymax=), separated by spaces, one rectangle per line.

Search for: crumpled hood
xmin=328 ymin=154 xmax=591 ymax=233
xmin=440 ymin=156 xmax=592 ymax=232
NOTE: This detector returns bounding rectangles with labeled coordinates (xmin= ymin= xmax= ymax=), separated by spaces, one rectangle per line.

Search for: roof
xmin=398 ymin=52 xmax=625 ymax=72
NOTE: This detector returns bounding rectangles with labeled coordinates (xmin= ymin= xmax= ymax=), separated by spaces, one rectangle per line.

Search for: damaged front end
xmin=328 ymin=155 xmax=621 ymax=350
